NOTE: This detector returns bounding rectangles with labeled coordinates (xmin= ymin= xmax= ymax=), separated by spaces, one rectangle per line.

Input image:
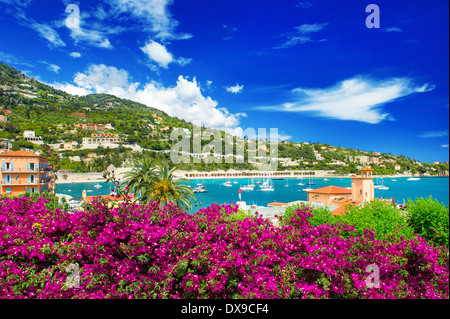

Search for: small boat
xmin=306 ymin=176 xmax=316 ymax=185
xmin=87 ymin=190 xmax=93 ymax=192
xmin=272 ymin=178 xmax=283 ymax=180
xmin=302 ymin=187 xmax=313 ymax=192
xmin=407 ymin=177 xmax=420 ymax=181
xmin=222 ymin=180 xmax=232 ymax=187
xmin=391 ymin=179 xmax=397 ymax=182
xmin=94 ymin=183 xmax=102 ymax=189
xmin=378 ymin=177 xmax=389 ymax=190
xmin=233 ymin=180 xmax=238 ymax=184
xmin=240 ymin=185 xmax=255 ymax=191
xmin=260 ymin=179 xmax=274 ymax=191
xmin=324 ymin=178 xmax=330 ymax=182
xmin=193 ymin=187 xmax=207 ymax=193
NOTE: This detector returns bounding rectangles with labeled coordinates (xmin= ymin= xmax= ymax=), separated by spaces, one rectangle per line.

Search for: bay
xmin=56 ymin=176 xmax=449 ymax=212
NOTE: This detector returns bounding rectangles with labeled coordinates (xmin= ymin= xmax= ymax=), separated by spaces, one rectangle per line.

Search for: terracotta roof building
xmin=306 ymin=166 xmax=375 ymax=216
xmin=0 ymin=150 xmax=52 ymax=196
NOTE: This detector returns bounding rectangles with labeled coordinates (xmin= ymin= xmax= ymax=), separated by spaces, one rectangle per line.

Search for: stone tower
xmin=351 ymin=166 xmax=374 ymax=202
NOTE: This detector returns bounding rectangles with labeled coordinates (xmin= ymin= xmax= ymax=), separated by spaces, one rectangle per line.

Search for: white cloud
xmin=68 ymin=25 xmax=113 ymax=49
xmin=258 ymin=76 xmax=434 ymax=124
xmin=419 ymin=131 xmax=449 ymax=138
xmin=52 ymin=64 xmax=245 ymax=134
xmin=0 ymin=51 xmax=34 ymax=67
xmin=108 ymin=0 xmax=192 ymax=41
xmin=140 ymin=40 xmax=190 ymax=68
xmin=383 ymin=27 xmax=403 ymax=33
xmin=0 ymin=0 xmax=32 ymax=8
xmin=69 ymin=52 xmax=82 ymax=58
xmin=39 ymin=61 xmax=60 ymax=73
xmin=275 ymin=22 xmax=328 ymax=49
xmin=296 ymin=1 xmax=313 ymax=8
xmin=52 ymin=83 xmax=91 ymax=96
xmin=226 ymin=84 xmax=244 ymax=94
xmin=47 ymin=64 xmax=60 ymax=73
xmin=141 ymin=40 xmax=173 ymax=68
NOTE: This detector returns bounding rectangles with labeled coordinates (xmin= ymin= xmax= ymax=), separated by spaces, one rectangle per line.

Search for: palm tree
xmin=122 ymin=159 xmax=196 ymax=210
xmin=122 ymin=157 xmax=157 ymax=202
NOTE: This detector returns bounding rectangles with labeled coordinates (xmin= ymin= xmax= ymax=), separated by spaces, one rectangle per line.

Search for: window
xmin=27 ymin=163 xmax=37 ymax=171
xmin=6 ymin=188 xmax=12 ymax=194
xmin=28 ymin=175 xmax=37 ymax=184
xmin=3 ymin=175 xmax=13 ymax=184
xmin=2 ymin=162 xmax=14 ymax=172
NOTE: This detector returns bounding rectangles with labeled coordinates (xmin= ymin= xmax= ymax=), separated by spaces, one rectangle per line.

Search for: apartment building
xmin=0 ymin=150 xmax=52 ymax=196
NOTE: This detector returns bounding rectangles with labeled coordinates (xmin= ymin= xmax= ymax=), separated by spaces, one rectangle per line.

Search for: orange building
xmin=306 ymin=185 xmax=353 ymax=206
xmin=306 ymin=166 xmax=375 ymax=215
xmin=0 ymin=150 xmax=52 ymax=196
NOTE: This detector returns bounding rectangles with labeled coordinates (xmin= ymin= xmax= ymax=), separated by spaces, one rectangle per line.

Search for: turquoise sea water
xmin=56 ymin=176 xmax=449 ymax=212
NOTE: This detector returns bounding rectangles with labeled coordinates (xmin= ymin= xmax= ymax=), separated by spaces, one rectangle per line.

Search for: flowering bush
xmin=0 ymin=196 xmax=448 ymax=299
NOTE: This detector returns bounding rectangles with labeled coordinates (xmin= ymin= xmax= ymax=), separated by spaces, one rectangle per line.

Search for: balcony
xmin=1 ymin=167 xmax=51 ymax=172
xmin=2 ymin=181 xmax=38 ymax=185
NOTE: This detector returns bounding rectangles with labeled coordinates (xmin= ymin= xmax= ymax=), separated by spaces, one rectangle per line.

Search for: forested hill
xmin=0 ymin=61 xmax=448 ymax=176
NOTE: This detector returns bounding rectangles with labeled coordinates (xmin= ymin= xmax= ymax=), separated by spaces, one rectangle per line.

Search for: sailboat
xmin=373 ymin=176 xmax=382 ymax=189
xmin=260 ymin=177 xmax=274 ymax=191
xmin=222 ymin=179 xmax=232 ymax=187
xmin=196 ymin=179 xmax=206 ymax=188
xmin=240 ymin=178 xmax=255 ymax=191
xmin=297 ymin=177 xmax=304 ymax=186
xmin=378 ymin=177 xmax=389 ymax=190
xmin=284 ymin=179 xmax=289 ymax=187
xmin=306 ymin=176 xmax=316 ymax=185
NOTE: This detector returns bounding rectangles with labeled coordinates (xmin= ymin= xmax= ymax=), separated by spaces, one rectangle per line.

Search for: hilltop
xmin=0 ymin=62 xmax=448 ymax=176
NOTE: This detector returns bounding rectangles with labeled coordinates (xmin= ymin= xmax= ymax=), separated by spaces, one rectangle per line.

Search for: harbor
xmin=55 ymin=175 xmax=449 ymax=214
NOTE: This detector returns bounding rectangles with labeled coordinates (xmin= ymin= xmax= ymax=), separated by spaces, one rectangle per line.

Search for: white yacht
xmin=260 ymin=179 xmax=274 ymax=191
xmin=240 ymin=185 xmax=255 ymax=191
xmin=222 ymin=180 xmax=232 ymax=187
xmin=407 ymin=177 xmax=421 ymax=181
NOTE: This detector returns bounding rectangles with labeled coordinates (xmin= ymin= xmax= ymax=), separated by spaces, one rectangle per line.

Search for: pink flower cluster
xmin=0 ymin=196 xmax=448 ymax=299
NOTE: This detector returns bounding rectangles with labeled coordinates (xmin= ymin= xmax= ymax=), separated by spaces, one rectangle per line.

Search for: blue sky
xmin=0 ymin=0 xmax=448 ymax=163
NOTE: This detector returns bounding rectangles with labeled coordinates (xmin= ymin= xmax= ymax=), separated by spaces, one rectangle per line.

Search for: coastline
xmin=55 ymin=169 xmax=448 ymax=184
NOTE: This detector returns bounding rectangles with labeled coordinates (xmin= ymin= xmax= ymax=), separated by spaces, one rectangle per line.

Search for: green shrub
xmin=281 ymin=199 xmax=415 ymax=242
xmin=406 ymin=196 xmax=449 ymax=248
xmin=229 ymin=209 xmax=252 ymax=222
xmin=338 ymin=199 xmax=415 ymax=241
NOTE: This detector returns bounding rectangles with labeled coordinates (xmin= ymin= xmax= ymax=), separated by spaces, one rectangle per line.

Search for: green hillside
xmin=0 ymin=62 xmax=448 ymax=175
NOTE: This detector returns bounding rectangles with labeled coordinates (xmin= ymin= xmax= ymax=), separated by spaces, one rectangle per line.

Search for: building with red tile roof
xmin=0 ymin=150 xmax=52 ymax=196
